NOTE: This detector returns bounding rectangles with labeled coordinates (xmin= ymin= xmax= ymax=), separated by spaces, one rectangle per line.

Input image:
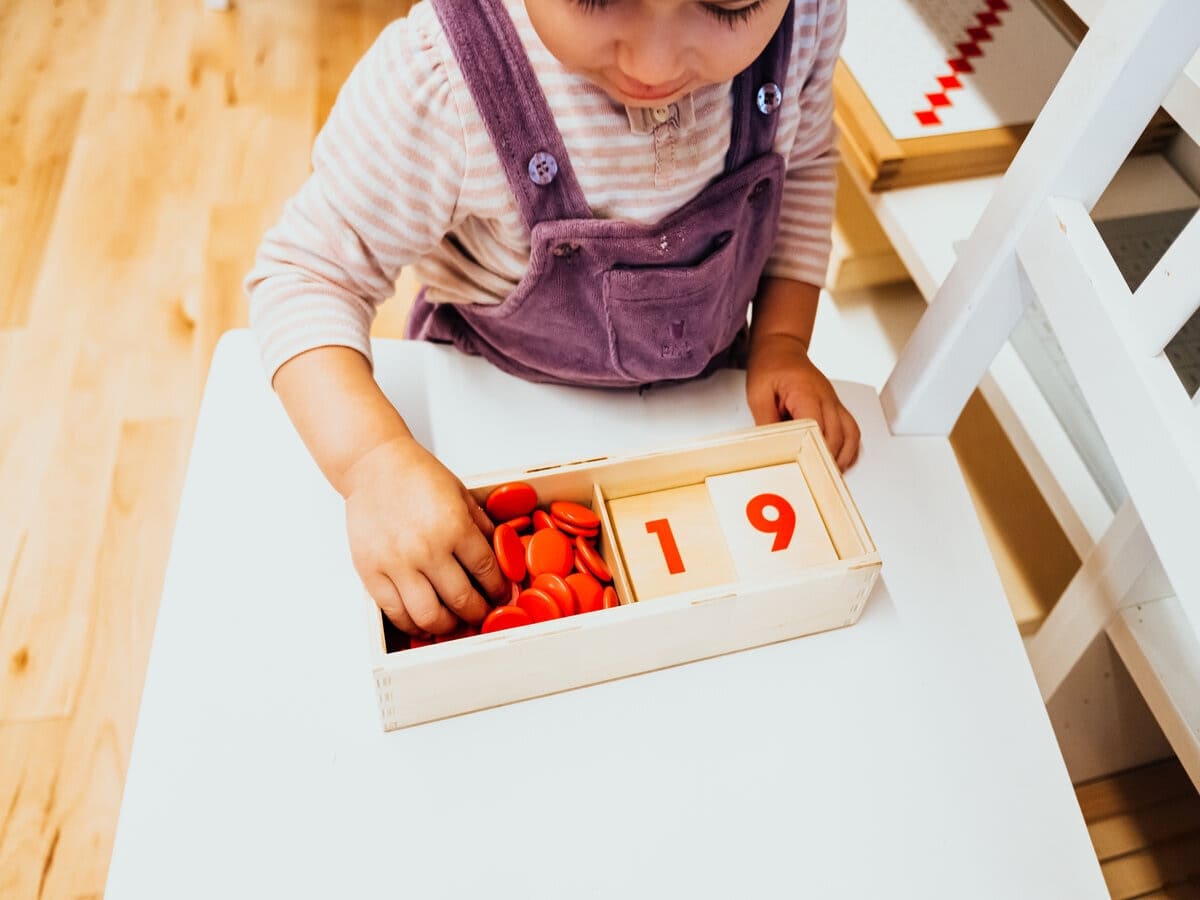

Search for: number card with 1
xmin=704 ymin=463 xmax=837 ymax=583
xmin=606 ymin=484 xmax=737 ymax=602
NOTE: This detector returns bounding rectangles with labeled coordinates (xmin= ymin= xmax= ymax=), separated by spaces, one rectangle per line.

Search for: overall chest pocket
xmin=601 ymin=232 xmax=745 ymax=384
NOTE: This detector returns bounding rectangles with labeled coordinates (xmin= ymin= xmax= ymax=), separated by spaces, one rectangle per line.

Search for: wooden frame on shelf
xmin=835 ymin=60 xmax=1177 ymax=192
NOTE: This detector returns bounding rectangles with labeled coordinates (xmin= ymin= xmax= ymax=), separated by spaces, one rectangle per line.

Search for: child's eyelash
xmin=572 ymin=0 xmax=768 ymax=28
xmin=704 ymin=1 xmax=767 ymax=26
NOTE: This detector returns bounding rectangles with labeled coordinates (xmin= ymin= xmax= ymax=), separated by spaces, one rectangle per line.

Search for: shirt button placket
xmin=649 ymin=104 xmax=677 ymax=190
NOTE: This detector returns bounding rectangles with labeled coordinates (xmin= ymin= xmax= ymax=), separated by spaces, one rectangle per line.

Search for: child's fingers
xmin=463 ymin=489 xmax=495 ymax=538
xmin=425 ymin=559 xmax=489 ymax=625
xmin=783 ymin=393 xmax=822 ymax=426
xmin=393 ymin=573 xmax=459 ymax=635
xmin=746 ymin=384 xmax=782 ymax=426
xmin=819 ymin=398 xmax=846 ymax=463
xmin=835 ymin=407 xmax=861 ymax=471
xmin=366 ymin=572 xmax=424 ymax=636
xmin=455 ymin=528 xmax=508 ymax=603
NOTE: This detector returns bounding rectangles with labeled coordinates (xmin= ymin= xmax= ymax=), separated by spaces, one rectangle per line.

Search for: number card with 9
xmin=704 ymin=463 xmax=838 ymax=583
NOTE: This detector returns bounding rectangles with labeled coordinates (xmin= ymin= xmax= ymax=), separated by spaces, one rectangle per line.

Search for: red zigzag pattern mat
xmin=914 ymin=0 xmax=1011 ymax=127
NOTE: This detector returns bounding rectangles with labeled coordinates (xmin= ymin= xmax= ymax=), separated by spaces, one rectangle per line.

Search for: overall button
xmin=528 ymin=151 xmax=559 ymax=186
xmin=756 ymin=82 xmax=783 ymax=115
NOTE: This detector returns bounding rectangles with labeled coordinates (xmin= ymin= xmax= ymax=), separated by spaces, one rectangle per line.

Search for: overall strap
xmin=431 ymin=0 xmax=592 ymax=228
xmin=725 ymin=0 xmax=796 ymax=172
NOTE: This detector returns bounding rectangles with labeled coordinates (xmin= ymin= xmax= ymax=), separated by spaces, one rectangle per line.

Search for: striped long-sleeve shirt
xmin=247 ymin=0 xmax=846 ymax=379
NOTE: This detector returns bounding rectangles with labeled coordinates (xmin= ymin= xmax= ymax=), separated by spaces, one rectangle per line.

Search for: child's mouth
xmin=612 ymin=74 xmax=692 ymax=104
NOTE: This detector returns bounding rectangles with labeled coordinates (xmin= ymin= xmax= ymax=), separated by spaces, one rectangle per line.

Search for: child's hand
xmin=746 ymin=333 xmax=861 ymax=470
xmin=342 ymin=435 xmax=508 ymax=636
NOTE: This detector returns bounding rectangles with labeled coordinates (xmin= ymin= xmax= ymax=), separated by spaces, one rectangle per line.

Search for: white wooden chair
xmin=881 ymin=0 xmax=1200 ymax=783
xmin=106 ymin=1 xmax=1198 ymax=895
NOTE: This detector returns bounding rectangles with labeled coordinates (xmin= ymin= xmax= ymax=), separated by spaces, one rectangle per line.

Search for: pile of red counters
xmin=404 ymin=482 xmax=620 ymax=650
xmin=482 ymin=483 xmax=620 ymax=634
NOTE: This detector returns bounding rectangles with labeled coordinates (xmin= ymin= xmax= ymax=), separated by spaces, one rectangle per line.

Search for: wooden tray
xmin=367 ymin=420 xmax=881 ymax=731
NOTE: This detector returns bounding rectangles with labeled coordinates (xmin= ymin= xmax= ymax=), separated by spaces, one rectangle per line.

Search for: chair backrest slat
xmin=1017 ymin=196 xmax=1200 ymax=618
xmin=1132 ymin=210 xmax=1200 ymax=357
xmin=882 ymin=0 xmax=1200 ymax=437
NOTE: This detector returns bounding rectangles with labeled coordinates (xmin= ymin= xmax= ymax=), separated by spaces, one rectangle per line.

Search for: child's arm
xmin=246 ymin=18 xmax=508 ymax=635
xmin=747 ymin=1 xmax=857 ymax=468
xmin=273 ymin=346 xmax=509 ymax=635
xmin=746 ymin=277 xmax=860 ymax=470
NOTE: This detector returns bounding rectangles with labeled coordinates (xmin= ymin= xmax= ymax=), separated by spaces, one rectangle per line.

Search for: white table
xmin=107 ymin=330 xmax=1106 ymax=899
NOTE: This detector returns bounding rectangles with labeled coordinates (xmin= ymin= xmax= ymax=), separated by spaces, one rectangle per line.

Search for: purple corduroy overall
xmin=406 ymin=0 xmax=795 ymax=388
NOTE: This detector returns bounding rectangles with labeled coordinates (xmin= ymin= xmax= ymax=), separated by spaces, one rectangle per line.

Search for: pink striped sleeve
xmin=246 ymin=11 xmax=467 ymax=380
xmin=765 ymin=0 xmax=845 ymax=287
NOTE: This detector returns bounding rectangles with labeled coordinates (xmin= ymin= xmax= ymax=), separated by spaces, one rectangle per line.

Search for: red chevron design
xmin=912 ymin=1 xmax=1013 ymax=128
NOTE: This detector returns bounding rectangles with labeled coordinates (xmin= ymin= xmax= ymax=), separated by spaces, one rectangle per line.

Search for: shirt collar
xmin=625 ymin=93 xmax=698 ymax=135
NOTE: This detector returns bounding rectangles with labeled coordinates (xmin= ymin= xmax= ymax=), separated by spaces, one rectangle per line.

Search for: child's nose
xmin=616 ymin=28 xmax=687 ymax=88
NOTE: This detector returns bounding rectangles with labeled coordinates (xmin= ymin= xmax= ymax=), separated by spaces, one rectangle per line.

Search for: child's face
xmin=525 ymin=0 xmax=788 ymax=108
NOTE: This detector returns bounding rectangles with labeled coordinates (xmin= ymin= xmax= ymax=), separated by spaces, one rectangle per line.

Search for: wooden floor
xmin=0 ymin=1 xmax=1195 ymax=897
xmin=1081 ymin=758 xmax=1200 ymax=899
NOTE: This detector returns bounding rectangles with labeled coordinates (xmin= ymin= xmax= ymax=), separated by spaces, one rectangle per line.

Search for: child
xmin=246 ymin=0 xmax=859 ymax=638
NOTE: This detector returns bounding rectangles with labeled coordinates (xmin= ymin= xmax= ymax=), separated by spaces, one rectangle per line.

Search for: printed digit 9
xmin=745 ymin=493 xmax=795 ymax=552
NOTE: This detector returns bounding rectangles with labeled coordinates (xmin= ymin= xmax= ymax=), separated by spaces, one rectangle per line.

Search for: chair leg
xmin=1026 ymin=500 xmax=1155 ymax=702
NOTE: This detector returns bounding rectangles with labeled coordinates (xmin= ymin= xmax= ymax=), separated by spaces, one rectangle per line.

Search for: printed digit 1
xmin=645 ymin=519 xmax=685 ymax=574
xmin=745 ymin=493 xmax=796 ymax=552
